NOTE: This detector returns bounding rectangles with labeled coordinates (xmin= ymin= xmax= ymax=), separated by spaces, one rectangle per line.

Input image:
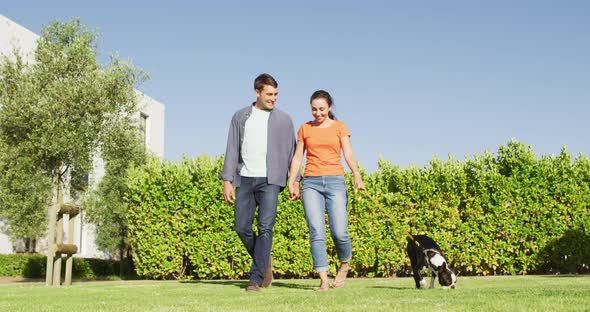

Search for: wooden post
xmin=45 ymin=180 xmax=80 ymax=286
xmin=65 ymin=212 xmax=76 ymax=286
xmin=62 ymin=202 xmax=79 ymax=286
xmin=45 ymin=183 xmax=59 ymax=286
xmin=52 ymin=186 xmax=64 ymax=286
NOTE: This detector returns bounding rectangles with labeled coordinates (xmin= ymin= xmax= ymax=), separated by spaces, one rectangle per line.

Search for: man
xmin=220 ymin=73 xmax=296 ymax=292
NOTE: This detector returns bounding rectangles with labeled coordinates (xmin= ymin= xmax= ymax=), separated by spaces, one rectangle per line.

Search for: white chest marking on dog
xmin=430 ymin=254 xmax=445 ymax=268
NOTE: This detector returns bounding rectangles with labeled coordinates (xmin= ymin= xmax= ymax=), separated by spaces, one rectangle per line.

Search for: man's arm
xmin=220 ymin=114 xmax=239 ymax=203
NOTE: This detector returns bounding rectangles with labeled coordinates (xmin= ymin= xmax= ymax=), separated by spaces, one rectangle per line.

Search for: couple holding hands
xmin=220 ymin=73 xmax=365 ymax=292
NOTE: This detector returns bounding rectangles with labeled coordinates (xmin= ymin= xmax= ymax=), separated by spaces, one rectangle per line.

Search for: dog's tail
xmin=407 ymin=233 xmax=427 ymax=249
xmin=406 ymin=223 xmax=420 ymax=245
xmin=407 ymin=234 xmax=422 ymax=248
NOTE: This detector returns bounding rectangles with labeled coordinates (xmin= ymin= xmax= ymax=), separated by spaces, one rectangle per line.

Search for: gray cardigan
xmin=220 ymin=103 xmax=296 ymax=187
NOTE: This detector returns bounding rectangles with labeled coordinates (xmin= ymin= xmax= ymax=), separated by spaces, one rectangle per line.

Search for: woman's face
xmin=311 ymin=98 xmax=331 ymax=124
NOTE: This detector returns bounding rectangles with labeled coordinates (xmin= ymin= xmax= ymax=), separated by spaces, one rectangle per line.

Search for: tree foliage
xmin=82 ymin=120 xmax=146 ymax=259
xmin=0 ymin=18 xmax=146 ymax=244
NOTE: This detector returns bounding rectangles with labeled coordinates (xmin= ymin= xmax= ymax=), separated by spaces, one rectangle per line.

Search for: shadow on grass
xmin=370 ymin=286 xmax=410 ymax=290
xmin=179 ymin=280 xmax=315 ymax=290
xmin=180 ymin=280 xmax=245 ymax=289
xmin=271 ymin=281 xmax=315 ymax=290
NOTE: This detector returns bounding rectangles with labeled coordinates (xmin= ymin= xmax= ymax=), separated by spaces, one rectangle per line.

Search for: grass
xmin=1 ymin=275 xmax=589 ymax=311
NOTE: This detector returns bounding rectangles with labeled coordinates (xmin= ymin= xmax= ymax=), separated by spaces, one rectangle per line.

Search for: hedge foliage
xmin=0 ymin=254 xmax=122 ymax=278
xmin=126 ymin=140 xmax=590 ymax=279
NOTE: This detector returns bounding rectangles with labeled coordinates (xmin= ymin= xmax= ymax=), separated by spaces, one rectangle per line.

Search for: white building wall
xmin=137 ymin=92 xmax=165 ymax=158
xmin=0 ymin=221 xmax=13 ymax=253
xmin=0 ymin=15 xmax=165 ymax=258
xmin=0 ymin=15 xmax=37 ymax=63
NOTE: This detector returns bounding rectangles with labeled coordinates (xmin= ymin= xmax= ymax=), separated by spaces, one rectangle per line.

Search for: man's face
xmin=255 ymin=85 xmax=278 ymax=110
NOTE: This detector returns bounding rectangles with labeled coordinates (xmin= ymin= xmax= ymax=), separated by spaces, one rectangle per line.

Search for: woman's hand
xmin=288 ymin=181 xmax=301 ymax=200
xmin=353 ymin=172 xmax=366 ymax=191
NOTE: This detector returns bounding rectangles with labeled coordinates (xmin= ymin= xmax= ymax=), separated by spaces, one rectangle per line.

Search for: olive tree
xmin=0 ymin=18 xmax=147 ymax=260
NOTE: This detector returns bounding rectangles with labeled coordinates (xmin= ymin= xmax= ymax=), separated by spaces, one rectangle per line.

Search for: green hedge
xmin=126 ymin=140 xmax=590 ymax=279
xmin=0 ymin=254 xmax=122 ymax=278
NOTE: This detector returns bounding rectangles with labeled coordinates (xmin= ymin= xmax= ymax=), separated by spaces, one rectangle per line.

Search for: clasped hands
xmin=288 ymin=181 xmax=301 ymax=201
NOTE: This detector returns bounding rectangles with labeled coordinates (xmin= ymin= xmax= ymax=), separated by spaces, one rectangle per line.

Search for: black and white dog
xmin=406 ymin=235 xmax=457 ymax=289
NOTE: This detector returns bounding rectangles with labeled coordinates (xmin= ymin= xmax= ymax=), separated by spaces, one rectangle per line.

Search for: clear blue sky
xmin=4 ymin=1 xmax=589 ymax=172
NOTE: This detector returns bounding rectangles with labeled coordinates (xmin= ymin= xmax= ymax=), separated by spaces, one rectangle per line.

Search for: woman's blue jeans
xmin=301 ymin=176 xmax=351 ymax=272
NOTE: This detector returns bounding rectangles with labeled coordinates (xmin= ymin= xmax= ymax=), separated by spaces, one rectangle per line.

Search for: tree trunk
xmin=45 ymin=180 xmax=60 ymax=286
xmin=24 ymin=238 xmax=36 ymax=253
xmin=118 ymin=243 xmax=126 ymax=276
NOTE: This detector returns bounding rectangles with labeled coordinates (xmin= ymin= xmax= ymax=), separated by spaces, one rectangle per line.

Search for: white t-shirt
xmin=240 ymin=106 xmax=270 ymax=177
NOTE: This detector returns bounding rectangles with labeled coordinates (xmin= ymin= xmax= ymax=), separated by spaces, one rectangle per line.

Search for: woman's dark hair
xmin=254 ymin=73 xmax=278 ymax=91
xmin=310 ymin=90 xmax=336 ymax=120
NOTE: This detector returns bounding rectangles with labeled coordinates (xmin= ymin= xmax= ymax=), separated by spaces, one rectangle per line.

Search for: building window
xmin=140 ymin=113 xmax=148 ymax=151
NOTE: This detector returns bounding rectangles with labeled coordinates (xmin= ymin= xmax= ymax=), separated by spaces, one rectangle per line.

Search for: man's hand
xmin=223 ymin=181 xmax=235 ymax=204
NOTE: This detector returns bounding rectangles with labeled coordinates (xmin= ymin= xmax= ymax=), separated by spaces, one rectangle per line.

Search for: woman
xmin=288 ymin=90 xmax=365 ymax=291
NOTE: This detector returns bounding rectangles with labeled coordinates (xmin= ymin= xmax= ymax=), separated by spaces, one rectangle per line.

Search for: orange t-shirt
xmin=297 ymin=120 xmax=350 ymax=177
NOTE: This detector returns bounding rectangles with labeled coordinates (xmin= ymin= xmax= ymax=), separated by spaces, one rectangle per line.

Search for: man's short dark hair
xmin=254 ymin=73 xmax=278 ymax=91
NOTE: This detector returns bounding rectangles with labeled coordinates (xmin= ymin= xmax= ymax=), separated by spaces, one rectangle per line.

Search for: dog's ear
xmin=439 ymin=262 xmax=448 ymax=272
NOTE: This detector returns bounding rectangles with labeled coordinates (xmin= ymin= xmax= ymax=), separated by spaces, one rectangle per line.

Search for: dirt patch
xmin=0 ymin=276 xmax=44 ymax=284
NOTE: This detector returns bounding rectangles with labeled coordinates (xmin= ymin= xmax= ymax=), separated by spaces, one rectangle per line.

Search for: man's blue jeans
xmin=234 ymin=177 xmax=280 ymax=285
xmin=301 ymin=176 xmax=352 ymax=272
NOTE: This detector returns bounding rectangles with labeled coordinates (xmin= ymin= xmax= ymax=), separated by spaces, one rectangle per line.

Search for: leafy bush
xmin=0 ymin=254 xmax=31 ymax=276
xmin=126 ymin=140 xmax=590 ymax=279
xmin=0 ymin=254 xmax=122 ymax=278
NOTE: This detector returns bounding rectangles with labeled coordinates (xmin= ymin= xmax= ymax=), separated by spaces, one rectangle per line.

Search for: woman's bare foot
xmin=332 ymin=262 xmax=349 ymax=288
xmin=318 ymin=272 xmax=329 ymax=291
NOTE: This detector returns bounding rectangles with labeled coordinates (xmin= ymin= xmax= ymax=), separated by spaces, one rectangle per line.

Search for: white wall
xmin=0 ymin=221 xmax=13 ymax=253
xmin=137 ymin=92 xmax=165 ymax=158
xmin=0 ymin=15 xmax=165 ymax=257
xmin=0 ymin=15 xmax=38 ymax=63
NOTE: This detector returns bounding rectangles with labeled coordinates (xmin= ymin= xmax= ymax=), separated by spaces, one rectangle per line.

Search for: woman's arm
xmin=288 ymin=141 xmax=305 ymax=200
xmin=341 ymin=136 xmax=365 ymax=190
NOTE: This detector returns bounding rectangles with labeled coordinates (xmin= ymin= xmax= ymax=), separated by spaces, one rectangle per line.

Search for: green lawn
xmin=1 ymin=276 xmax=589 ymax=311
